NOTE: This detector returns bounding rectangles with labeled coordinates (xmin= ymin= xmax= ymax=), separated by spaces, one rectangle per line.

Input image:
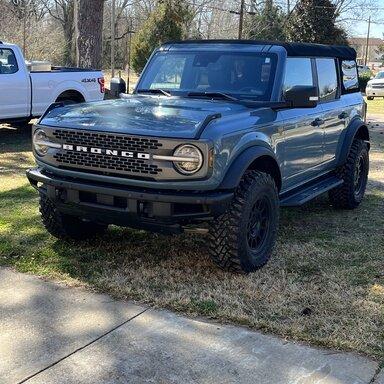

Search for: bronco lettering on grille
xmin=62 ymin=144 xmax=150 ymax=159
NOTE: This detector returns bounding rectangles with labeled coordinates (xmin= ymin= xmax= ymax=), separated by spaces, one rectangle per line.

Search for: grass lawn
xmin=365 ymin=97 xmax=384 ymax=116
xmin=0 ymin=112 xmax=383 ymax=365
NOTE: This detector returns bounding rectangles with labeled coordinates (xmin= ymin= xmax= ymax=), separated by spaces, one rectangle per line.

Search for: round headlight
xmin=173 ymin=144 xmax=203 ymax=175
xmin=33 ymin=129 xmax=49 ymax=156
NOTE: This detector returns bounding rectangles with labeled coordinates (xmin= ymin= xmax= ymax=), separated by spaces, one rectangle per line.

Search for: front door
xmin=0 ymin=47 xmax=29 ymax=119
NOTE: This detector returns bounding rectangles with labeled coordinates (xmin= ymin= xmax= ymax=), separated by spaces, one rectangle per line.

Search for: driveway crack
xmin=18 ymin=307 xmax=149 ymax=383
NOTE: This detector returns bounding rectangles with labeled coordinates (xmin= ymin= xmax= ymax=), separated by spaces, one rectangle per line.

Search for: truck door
xmin=0 ymin=47 xmax=29 ymax=119
xmin=316 ymin=58 xmax=346 ymax=165
xmin=280 ymin=58 xmax=324 ymax=189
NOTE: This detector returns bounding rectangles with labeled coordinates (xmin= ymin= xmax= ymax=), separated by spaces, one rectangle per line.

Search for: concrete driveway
xmin=0 ymin=268 xmax=382 ymax=384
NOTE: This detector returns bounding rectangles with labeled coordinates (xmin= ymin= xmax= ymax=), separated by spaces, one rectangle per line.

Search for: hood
xmin=39 ymin=95 xmax=249 ymax=139
xmin=368 ymin=78 xmax=384 ymax=85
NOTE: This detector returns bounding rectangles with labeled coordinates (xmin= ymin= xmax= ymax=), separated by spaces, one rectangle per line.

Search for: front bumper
xmin=27 ymin=168 xmax=234 ymax=233
xmin=366 ymin=88 xmax=384 ymax=97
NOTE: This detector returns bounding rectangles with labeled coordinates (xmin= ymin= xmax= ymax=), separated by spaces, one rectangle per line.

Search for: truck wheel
xmin=39 ymin=194 xmax=107 ymax=240
xmin=329 ymin=139 xmax=369 ymax=209
xmin=209 ymin=171 xmax=279 ymax=273
xmin=12 ymin=119 xmax=30 ymax=128
xmin=367 ymin=96 xmax=374 ymax=100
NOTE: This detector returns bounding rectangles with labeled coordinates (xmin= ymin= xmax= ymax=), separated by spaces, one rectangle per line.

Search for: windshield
xmin=137 ymin=51 xmax=277 ymax=101
xmin=375 ymin=72 xmax=384 ymax=79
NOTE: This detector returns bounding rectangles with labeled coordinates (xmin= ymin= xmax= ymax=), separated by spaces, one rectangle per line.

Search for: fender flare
xmin=219 ymin=146 xmax=281 ymax=190
xmin=51 ymin=81 xmax=89 ymax=104
xmin=336 ymin=118 xmax=370 ymax=166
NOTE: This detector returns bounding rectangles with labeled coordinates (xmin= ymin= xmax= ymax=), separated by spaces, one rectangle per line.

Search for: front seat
xmin=6 ymin=54 xmax=18 ymax=74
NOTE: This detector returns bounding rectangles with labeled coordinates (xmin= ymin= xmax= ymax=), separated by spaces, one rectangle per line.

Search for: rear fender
xmin=336 ymin=117 xmax=370 ymax=166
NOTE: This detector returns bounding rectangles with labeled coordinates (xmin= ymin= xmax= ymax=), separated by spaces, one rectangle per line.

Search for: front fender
xmin=219 ymin=146 xmax=278 ymax=189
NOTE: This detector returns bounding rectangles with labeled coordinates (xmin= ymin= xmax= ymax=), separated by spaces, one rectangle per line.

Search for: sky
xmin=345 ymin=2 xmax=384 ymax=38
xmin=353 ymin=13 xmax=384 ymax=38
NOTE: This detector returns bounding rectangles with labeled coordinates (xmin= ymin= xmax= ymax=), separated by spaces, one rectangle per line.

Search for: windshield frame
xmin=375 ymin=71 xmax=384 ymax=79
xmin=135 ymin=50 xmax=279 ymax=102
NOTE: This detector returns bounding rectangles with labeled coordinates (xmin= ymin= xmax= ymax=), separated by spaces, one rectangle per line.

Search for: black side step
xmin=280 ymin=176 xmax=343 ymax=207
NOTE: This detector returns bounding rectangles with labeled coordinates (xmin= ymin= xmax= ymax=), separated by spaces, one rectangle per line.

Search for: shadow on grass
xmin=0 ymin=125 xmax=32 ymax=154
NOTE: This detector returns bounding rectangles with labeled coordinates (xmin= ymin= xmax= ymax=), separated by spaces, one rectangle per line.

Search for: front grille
xmin=51 ymin=129 xmax=163 ymax=177
xmin=54 ymin=152 xmax=160 ymax=175
xmin=372 ymin=84 xmax=384 ymax=89
xmin=52 ymin=129 xmax=162 ymax=151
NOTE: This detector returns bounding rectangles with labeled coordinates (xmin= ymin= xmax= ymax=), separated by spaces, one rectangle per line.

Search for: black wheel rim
xmin=247 ymin=197 xmax=271 ymax=251
xmin=354 ymin=154 xmax=367 ymax=197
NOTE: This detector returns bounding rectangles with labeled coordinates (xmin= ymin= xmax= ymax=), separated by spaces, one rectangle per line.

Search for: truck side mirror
xmin=284 ymin=85 xmax=319 ymax=108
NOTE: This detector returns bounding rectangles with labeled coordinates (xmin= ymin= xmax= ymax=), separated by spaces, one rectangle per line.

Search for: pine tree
xmin=130 ymin=0 xmax=191 ymax=74
xmin=245 ymin=0 xmax=286 ymax=42
xmin=285 ymin=0 xmax=348 ymax=45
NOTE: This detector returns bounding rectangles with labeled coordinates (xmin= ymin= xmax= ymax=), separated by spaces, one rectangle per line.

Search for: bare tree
xmin=41 ymin=0 xmax=75 ymax=65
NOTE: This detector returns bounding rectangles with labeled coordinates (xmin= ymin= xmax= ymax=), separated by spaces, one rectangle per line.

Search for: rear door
xmin=0 ymin=47 xmax=30 ymax=119
xmin=316 ymin=58 xmax=346 ymax=165
xmin=281 ymin=57 xmax=324 ymax=189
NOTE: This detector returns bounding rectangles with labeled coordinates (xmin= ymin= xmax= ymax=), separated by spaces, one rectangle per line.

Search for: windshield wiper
xmin=187 ymin=92 xmax=239 ymax=102
xmin=137 ymin=89 xmax=172 ymax=97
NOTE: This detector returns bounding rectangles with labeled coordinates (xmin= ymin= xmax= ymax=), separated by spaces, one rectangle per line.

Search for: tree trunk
xmin=63 ymin=0 xmax=75 ymax=66
xmin=74 ymin=0 xmax=104 ymax=69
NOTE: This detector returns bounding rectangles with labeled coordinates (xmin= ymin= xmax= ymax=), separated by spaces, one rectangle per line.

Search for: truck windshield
xmin=137 ymin=51 xmax=277 ymax=101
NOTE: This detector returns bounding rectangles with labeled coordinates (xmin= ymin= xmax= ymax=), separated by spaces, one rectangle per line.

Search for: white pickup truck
xmin=0 ymin=42 xmax=105 ymax=126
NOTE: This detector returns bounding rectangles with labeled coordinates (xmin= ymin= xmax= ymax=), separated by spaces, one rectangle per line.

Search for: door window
xmin=283 ymin=58 xmax=314 ymax=92
xmin=316 ymin=58 xmax=338 ymax=101
xmin=0 ymin=49 xmax=18 ymax=74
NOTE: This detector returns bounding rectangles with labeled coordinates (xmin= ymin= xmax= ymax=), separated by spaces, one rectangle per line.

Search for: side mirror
xmin=284 ymin=85 xmax=319 ymax=108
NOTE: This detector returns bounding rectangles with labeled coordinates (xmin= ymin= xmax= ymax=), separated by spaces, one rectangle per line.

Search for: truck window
xmin=316 ymin=58 xmax=338 ymax=101
xmin=283 ymin=58 xmax=313 ymax=91
xmin=138 ymin=51 xmax=277 ymax=101
xmin=150 ymin=55 xmax=186 ymax=90
xmin=341 ymin=60 xmax=359 ymax=92
xmin=0 ymin=49 xmax=18 ymax=75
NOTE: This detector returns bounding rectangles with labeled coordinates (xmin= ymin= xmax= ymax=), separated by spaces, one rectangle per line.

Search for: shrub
xmin=358 ymin=73 xmax=372 ymax=93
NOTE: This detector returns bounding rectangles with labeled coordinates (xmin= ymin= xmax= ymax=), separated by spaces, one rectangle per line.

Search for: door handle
xmin=311 ymin=118 xmax=325 ymax=126
xmin=338 ymin=111 xmax=348 ymax=119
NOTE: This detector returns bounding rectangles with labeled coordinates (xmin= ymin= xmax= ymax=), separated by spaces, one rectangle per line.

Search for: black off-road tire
xmin=39 ymin=194 xmax=108 ymax=240
xmin=209 ymin=171 xmax=279 ymax=273
xmin=329 ymin=139 xmax=369 ymax=209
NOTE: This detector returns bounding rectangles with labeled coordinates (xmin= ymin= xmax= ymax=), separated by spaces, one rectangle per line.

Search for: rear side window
xmin=341 ymin=60 xmax=359 ymax=91
xmin=316 ymin=58 xmax=338 ymax=101
xmin=0 ymin=48 xmax=18 ymax=75
xmin=283 ymin=58 xmax=313 ymax=91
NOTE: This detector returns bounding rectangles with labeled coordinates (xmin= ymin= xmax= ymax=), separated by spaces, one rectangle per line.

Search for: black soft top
xmin=165 ymin=40 xmax=356 ymax=61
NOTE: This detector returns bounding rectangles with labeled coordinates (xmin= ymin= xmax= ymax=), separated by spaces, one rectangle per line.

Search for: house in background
xmin=349 ymin=37 xmax=384 ymax=68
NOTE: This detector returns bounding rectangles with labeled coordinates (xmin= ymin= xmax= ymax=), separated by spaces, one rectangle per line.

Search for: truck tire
xmin=367 ymin=96 xmax=374 ymax=100
xmin=39 ymin=193 xmax=107 ymax=240
xmin=12 ymin=119 xmax=30 ymax=128
xmin=209 ymin=171 xmax=279 ymax=273
xmin=329 ymin=139 xmax=369 ymax=209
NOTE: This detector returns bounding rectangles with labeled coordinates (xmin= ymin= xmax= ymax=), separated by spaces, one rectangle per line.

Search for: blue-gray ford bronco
xmin=27 ymin=40 xmax=370 ymax=273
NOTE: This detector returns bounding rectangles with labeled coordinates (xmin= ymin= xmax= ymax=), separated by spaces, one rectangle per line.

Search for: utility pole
xmin=364 ymin=16 xmax=371 ymax=66
xmin=111 ymin=0 xmax=116 ymax=78
xmin=238 ymin=0 xmax=245 ymax=39
xmin=287 ymin=0 xmax=290 ymax=14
